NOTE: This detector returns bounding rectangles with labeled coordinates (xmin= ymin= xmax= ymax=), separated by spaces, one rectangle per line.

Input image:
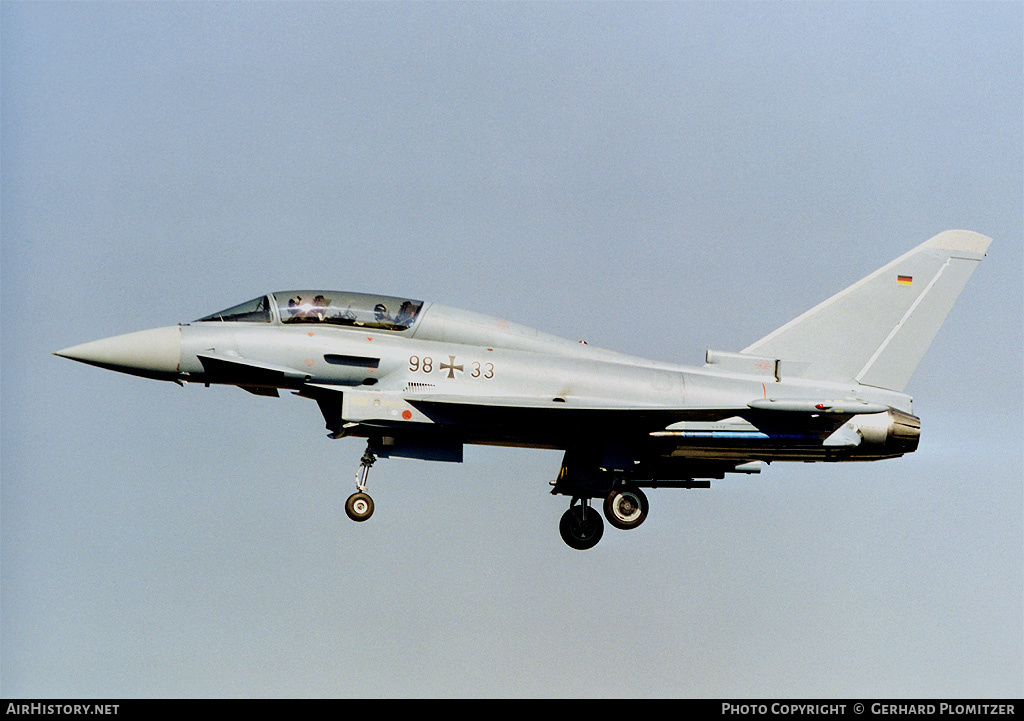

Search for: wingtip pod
xmin=923 ymin=229 xmax=992 ymax=257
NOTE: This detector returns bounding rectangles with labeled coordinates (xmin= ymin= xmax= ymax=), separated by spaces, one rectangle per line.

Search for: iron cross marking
xmin=440 ymin=355 xmax=464 ymax=379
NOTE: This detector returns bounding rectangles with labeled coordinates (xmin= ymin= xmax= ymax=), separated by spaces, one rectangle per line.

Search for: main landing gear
xmin=557 ymin=484 xmax=650 ymax=550
xmin=345 ymin=446 xmax=376 ymax=522
xmin=559 ymin=499 xmax=604 ymax=550
xmin=603 ymin=485 xmax=649 ymax=530
xmin=551 ymin=449 xmax=653 ymax=550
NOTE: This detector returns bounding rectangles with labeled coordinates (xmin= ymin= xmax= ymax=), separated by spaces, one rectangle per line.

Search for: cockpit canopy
xmin=195 ymin=291 xmax=424 ymax=332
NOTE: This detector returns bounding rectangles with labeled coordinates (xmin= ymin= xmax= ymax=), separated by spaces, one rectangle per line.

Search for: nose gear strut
xmin=345 ymin=445 xmax=377 ymax=522
xmin=355 ymin=446 xmax=376 ymax=492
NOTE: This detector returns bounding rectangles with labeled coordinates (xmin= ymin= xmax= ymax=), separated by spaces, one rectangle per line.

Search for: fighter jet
xmin=55 ymin=229 xmax=990 ymax=549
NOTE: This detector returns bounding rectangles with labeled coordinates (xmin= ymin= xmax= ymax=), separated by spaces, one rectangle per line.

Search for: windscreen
xmin=195 ymin=295 xmax=273 ymax=323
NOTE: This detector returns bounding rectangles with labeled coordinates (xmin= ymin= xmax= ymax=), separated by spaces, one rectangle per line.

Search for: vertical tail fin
xmin=742 ymin=230 xmax=991 ymax=392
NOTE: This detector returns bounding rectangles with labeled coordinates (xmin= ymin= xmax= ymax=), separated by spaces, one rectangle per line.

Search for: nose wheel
xmin=345 ymin=446 xmax=377 ymax=522
xmin=345 ymin=491 xmax=374 ymax=522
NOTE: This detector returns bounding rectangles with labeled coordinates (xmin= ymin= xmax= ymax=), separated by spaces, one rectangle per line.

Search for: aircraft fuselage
xmin=59 ymin=302 xmax=920 ymax=468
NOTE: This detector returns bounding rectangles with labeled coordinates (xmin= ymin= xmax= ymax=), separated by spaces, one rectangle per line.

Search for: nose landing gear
xmin=345 ymin=446 xmax=377 ymax=522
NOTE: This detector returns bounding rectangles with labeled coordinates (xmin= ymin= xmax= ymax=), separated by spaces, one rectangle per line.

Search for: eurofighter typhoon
xmin=56 ymin=230 xmax=991 ymax=549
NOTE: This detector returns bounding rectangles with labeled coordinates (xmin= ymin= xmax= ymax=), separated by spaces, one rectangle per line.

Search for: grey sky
xmin=2 ymin=1 xmax=1021 ymax=697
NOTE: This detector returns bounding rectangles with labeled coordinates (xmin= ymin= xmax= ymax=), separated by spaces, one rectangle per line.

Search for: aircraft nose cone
xmin=55 ymin=325 xmax=182 ymax=380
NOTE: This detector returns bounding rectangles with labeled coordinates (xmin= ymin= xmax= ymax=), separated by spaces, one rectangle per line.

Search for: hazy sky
xmin=2 ymin=1 xmax=1021 ymax=698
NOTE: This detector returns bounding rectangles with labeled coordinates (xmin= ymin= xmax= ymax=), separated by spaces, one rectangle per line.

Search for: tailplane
xmin=742 ymin=230 xmax=991 ymax=392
